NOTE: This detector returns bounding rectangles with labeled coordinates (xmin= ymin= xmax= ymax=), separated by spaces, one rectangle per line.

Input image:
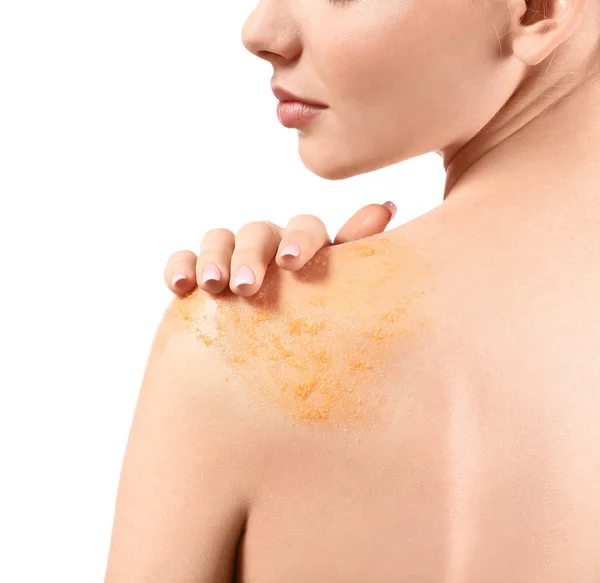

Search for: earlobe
xmin=512 ymin=0 xmax=584 ymax=67
xmin=512 ymin=19 xmax=560 ymax=66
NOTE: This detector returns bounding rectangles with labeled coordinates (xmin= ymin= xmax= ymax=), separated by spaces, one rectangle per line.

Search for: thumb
xmin=332 ymin=201 xmax=397 ymax=245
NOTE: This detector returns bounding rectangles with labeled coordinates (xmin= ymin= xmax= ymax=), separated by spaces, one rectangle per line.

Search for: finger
xmin=196 ymin=228 xmax=236 ymax=294
xmin=275 ymin=214 xmax=330 ymax=271
xmin=333 ymin=201 xmax=397 ymax=245
xmin=230 ymin=221 xmax=282 ymax=297
xmin=164 ymin=250 xmax=198 ymax=296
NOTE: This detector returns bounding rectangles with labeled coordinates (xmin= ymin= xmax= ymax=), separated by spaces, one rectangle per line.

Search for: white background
xmin=0 ymin=2 xmax=446 ymax=581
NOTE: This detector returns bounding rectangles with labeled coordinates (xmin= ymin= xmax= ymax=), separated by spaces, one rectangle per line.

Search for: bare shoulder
xmin=147 ymin=208 xmax=600 ymax=583
xmin=159 ymin=228 xmax=444 ymax=436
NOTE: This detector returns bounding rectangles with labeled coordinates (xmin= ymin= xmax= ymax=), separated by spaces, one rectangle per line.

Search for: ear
xmin=511 ymin=0 xmax=589 ymax=66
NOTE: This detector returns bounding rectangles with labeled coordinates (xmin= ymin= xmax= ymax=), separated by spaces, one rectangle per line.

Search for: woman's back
xmin=182 ymin=187 xmax=600 ymax=582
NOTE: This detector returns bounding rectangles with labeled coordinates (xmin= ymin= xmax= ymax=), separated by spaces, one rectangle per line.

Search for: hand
xmin=164 ymin=201 xmax=397 ymax=298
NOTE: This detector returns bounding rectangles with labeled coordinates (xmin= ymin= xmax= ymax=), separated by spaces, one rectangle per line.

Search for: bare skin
xmin=105 ymin=0 xmax=600 ymax=581
xmin=130 ymin=189 xmax=600 ymax=582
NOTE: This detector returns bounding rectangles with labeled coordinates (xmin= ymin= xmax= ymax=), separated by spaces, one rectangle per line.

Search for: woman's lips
xmin=271 ymin=84 xmax=327 ymax=107
xmin=276 ymin=101 xmax=327 ymax=128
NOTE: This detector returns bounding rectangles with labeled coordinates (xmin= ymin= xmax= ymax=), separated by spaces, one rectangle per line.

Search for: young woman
xmin=105 ymin=1 xmax=600 ymax=581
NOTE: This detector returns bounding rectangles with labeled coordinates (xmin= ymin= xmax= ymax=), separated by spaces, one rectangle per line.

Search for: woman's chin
xmin=298 ymin=146 xmax=385 ymax=181
xmin=304 ymin=161 xmax=357 ymax=181
xmin=297 ymin=143 xmax=359 ymax=180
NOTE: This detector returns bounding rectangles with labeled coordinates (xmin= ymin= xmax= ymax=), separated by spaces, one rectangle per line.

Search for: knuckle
xmin=285 ymin=228 xmax=318 ymax=248
xmin=245 ymin=220 xmax=267 ymax=229
xmin=231 ymin=248 xmax=264 ymax=266
xmin=204 ymin=227 xmax=234 ymax=240
xmin=166 ymin=249 xmax=195 ymax=267
xmin=262 ymin=221 xmax=281 ymax=238
xmin=296 ymin=214 xmax=326 ymax=232
xmin=166 ymin=250 xmax=184 ymax=263
xmin=237 ymin=221 xmax=273 ymax=236
xmin=294 ymin=213 xmax=320 ymax=222
xmin=200 ymin=231 xmax=235 ymax=255
xmin=197 ymin=248 xmax=226 ymax=262
xmin=288 ymin=214 xmax=326 ymax=235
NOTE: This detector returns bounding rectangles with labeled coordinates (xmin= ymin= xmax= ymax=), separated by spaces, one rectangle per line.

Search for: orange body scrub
xmin=164 ymin=234 xmax=436 ymax=431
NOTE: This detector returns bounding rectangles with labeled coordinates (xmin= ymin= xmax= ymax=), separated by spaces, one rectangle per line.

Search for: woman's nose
xmin=241 ymin=4 xmax=301 ymax=64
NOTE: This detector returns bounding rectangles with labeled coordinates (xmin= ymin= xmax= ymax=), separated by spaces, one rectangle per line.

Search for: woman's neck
xmin=441 ymin=70 xmax=600 ymax=211
xmin=441 ymin=6 xmax=600 ymax=210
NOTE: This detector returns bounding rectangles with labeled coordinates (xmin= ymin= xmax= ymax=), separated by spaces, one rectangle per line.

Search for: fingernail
xmin=202 ymin=264 xmax=222 ymax=284
xmin=280 ymin=243 xmax=301 ymax=259
xmin=172 ymin=272 xmax=187 ymax=286
xmin=383 ymin=200 xmax=397 ymax=220
xmin=233 ymin=266 xmax=255 ymax=288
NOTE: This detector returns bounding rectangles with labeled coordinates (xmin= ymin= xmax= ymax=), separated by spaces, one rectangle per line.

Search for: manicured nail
xmin=280 ymin=242 xmax=301 ymax=259
xmin=383 ymin=200 xmax=397 ymax=220
xmin=233 ymin=266 xmax=255 ymax=288
xmin=202 ymin=264 xmax=222 ymax=284
xmin=171 ymin=272 xmax=187 ymax=286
